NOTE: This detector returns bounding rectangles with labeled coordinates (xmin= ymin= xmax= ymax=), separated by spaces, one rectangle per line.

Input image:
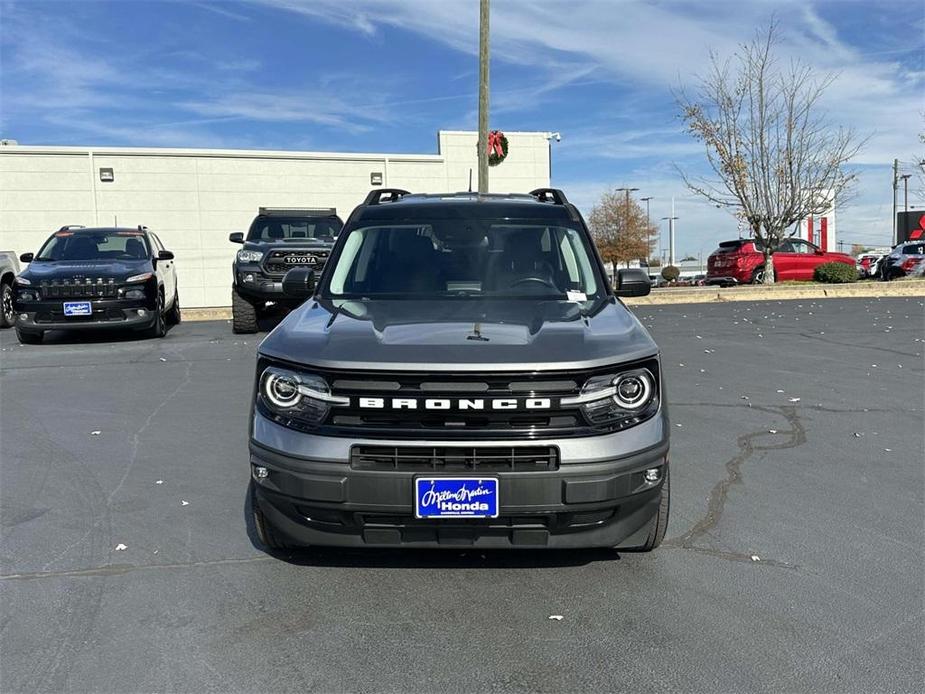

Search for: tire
xmin=0 ymin=281 xmax=14 ymax=328
xmin=250 ymin=482 xmax=290 ymax=550
xmin=166 ymin=290 xmax=181 ymax=325
xmin=145 ymin=291 xmax=167 ymax=338
xmin=750 ymin=267 xmax=765 ymax=284
xmin=627 ymin=467 xmax=670 ymax=552
xmin=16 ymin=327 xmax=43 ymax=344
xmin=232 ymin=290 xmax=259 ymax=334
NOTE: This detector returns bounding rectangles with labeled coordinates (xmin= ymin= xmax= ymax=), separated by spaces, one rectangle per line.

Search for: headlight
xmin=563 ymin=367 xmax=658 ymax=428
xmin=122 ymin=288 xmax=146 ymax=300
xmin=18 ymin=289 xmax=38 ymax=302
xmin=14 ymin=276 xmax=31 ymax=286
xmin=258 ymin=366 xmax=348 ymax=428
xmin=126 ymin=272 xmax=153 ymax=283
xmin=237 ymin=249 xmax=263 ymax=263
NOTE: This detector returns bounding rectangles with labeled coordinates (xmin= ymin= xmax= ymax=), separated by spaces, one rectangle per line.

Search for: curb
xmin=622 ymin=280 xmax=925 ymax=305
xmin=180 ymin=281 xmax=925 ymax=319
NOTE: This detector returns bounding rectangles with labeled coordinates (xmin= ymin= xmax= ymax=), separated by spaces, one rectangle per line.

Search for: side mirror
xmin=19 ymin=252 xmax=34 ymax=263
xmin=229 ymin=232 xmax=244 ymax=244
xmin=613 ymin=268 xmax=651 ymax=298
xmin=158 ymin=250 xmax=174 ymax=260
xmin=282 ymin=267 xmax=316 ymax=299
xmin=815 ymin=249 xmax=824 ymax=255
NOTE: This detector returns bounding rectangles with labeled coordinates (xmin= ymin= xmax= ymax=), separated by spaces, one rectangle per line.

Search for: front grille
xmin=40 ymin=277 xmax=118 ymax=299
xmin=351 ymin=445 xmax=559 ymax=472
xmin=262 ymin=249 xmax=330 ymax=276
xmin=259 ymin=360 xmax=660 ymax=439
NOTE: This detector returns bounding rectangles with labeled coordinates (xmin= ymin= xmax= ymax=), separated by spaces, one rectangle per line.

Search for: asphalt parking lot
xmin=1 ymin=297 xmax=922 ymax=693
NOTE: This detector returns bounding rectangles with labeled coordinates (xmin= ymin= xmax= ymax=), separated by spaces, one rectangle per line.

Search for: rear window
xmin=714 ymin=240 xmax=763 ymax=253
xmin=901 ymin=244 xmax=925 ymax=255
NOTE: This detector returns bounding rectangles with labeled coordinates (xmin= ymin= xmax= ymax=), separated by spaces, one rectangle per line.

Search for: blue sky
xmin=1 ymin=0 xmax=922 ymax=257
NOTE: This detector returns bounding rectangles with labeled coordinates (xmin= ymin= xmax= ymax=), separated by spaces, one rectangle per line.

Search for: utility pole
xmin=614 ymin=187 xmax=639 ymax=266
xmin=900 ymin=173 xmax=911 ymax=214
xmin=477 ymin=0 xmax=490 ymax=194
xmin=891 ymin=158 xmax=899 ymax=245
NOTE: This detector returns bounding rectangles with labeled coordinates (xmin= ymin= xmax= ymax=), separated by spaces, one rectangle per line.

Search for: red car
xmin=706 ymin=238 xmax=855 ymax=285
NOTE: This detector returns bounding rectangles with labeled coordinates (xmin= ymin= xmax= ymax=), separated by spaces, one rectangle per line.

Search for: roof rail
xmin=362 ymin=188 xmax=410 ymax=205
xmin=58 ymin=224 xmax=86 ymax=231
xmin=529 ymin=188 xmax=570 ymax=205
xmin=258 ymin=207 xmax=337 ymax=217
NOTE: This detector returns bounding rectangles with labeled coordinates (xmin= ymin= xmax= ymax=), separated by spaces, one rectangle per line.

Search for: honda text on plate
xmin=13 ymin=225 xmax=180 ymax=344
xmin=248 ymin=189 xmax=670 ymax=552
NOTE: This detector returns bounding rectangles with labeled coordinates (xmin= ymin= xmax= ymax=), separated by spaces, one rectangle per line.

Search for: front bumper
xmin=13 ymin=299 xmax=155 ymax=331
xmin=250 ymin=411 xmax=670 ymax=549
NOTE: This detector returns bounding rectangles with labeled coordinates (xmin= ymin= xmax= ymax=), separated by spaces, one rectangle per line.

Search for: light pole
xmin=900 ymin=174 xmax=911 ymax=215
xmin=545 ymin=132 xmax=560 ymax=184
xmin=662 ymin=214 xmax=678 ymax=267
xmin=614 ymin=187 xmax=639 ymax=267
xmin=641 ymin=196 xmax=654 ymax=260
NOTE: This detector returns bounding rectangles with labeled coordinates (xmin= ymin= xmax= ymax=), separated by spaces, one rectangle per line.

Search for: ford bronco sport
xmin=248 ymin=188 xmax=669 ymax=551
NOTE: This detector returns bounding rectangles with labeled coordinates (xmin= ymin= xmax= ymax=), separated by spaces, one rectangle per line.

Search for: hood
xmin=20 ymin=258 xmax=152 ymax=281
xmin=259 ymin=297 xmax=658 ymax=372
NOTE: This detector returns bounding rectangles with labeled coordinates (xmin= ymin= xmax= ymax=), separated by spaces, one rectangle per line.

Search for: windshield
xmin=324 ymin=220 xmax=603 ymax=300
xmin=247 ymin=216 xmax=341 ymax=242
xmin=36 ymin=231 xmax=150 ymax=261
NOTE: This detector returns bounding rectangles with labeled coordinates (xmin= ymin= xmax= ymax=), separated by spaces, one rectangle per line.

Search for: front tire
xmin=0 ymin=281 xmax=14 ymax=328
xmin=250 ymin=482 xmax=290 ymax=551
xmin=166 ymin=290 xmax=181 ymax=325
xmin=16 ymin=327 xmax=43 ymax=344
xmin=750 ymin=267 xmax=765 ymax=284
xmin=627 ymin=467 xmax=670 ymax=552
xmin=232 ymin=290 xmax=259 ymax=334
xmin=145 ymin=292 xmax=167 ymax=338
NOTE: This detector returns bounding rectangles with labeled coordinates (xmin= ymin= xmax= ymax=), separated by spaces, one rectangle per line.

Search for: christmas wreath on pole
xmin=487 ymin=130 xmax=508 ymax=166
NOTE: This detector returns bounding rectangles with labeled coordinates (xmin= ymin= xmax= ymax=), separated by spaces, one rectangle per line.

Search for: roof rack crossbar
xmin=258 ymin=207 xmax=337 ymax=216
xmin=363 ymin=188 xmax=411 ymax=205
xmin=529 ymin=188 xmax=569 ymax=205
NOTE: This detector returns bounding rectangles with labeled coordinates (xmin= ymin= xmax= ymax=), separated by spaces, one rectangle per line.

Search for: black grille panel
xmin=40 ymin=277 xmax=118 ymax=299
xmin=262 ymin=249 xmax=330 ymax=276
xmin=351 ymin=445 xmax=559 ymax=472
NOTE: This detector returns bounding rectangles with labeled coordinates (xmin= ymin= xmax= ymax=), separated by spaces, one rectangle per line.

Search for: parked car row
xmin=878 ymin=242 xmax=925 ymax=280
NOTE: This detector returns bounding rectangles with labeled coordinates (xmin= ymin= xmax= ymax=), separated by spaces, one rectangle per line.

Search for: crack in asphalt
xmin=0 ymin=556 xmax=274 ymax=582
xmin=664 ymin=403 xmax=807 ymax=569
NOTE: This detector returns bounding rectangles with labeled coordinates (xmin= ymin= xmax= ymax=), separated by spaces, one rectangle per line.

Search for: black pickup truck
xmin=229 ymin=208 xmax=342 ymax=333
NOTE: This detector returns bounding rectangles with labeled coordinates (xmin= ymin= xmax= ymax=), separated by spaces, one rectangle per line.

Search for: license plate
xmin=414 ymin=477 xmax=499 ymax=518
xmin=63 ymin=301 xmax=92 ymax=317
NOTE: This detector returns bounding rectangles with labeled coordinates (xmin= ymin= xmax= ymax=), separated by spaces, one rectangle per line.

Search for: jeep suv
xmin=248 ymin=189 xmax=669 ymax=551
xmin=229 ymin=207 xmax=343 ymax=333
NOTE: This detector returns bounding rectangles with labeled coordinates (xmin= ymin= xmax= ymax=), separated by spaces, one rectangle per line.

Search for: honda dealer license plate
xmin=63 ymin=301 xmax=92 ymax=317
xmin=414 ymin=477 xmax=499 ymax=519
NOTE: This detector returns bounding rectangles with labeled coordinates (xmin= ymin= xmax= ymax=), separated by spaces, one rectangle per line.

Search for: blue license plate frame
xmin=414 ymin=477 xmax=499 ymax=519
xmin=63 ymin=301 xmax=92 ymax=317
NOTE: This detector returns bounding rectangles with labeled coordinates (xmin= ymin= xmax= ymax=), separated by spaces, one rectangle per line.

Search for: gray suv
xmin=248 ymin=189 xmax=669 ymax=551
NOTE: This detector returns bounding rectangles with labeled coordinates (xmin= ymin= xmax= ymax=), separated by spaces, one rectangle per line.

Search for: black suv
xmin=13 ymin=225 xmax=180 ymax=344
xmin=248 ymin=189 xmax=669 ymax=552
xmin=229 ymin=207 xmax=343 ymax=333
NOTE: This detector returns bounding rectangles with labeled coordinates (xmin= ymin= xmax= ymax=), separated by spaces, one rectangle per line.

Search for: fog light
xmin=243 ymin=273 xmax=255 ymax=283
xmin=136 ymin=309 xmax=147 ymax=316
xmin=253 ymin=466 xmax=269 ymax=479
xmin=644 ymin=468 xmax=661 ymax=483
xmin=19 ymin=313 xmax=27 ymax=320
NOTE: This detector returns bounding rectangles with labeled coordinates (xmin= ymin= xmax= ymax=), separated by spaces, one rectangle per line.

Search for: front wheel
xmin=166 ymin=290 xmax=181 ymax=325
xmin=750 ymin=267 xmax=765 ymax=284
xmin=232 ymin=291 xmax=259 ymax=334
xmin=626 ymin=467 xmax=670 ymax=552
xmin=16 ymin=327 xmax=43 ymax=344
xmin=250 ymin=482 xmax=291 ymax=551
xmin=145 ymin=292 xmax=167 ymax=338
xmin=0 ymin=282 xmax=14 ymax=328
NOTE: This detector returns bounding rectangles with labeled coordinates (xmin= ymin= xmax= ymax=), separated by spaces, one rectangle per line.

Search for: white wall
xmin=0 ymin=131 xmax=551 ymax=307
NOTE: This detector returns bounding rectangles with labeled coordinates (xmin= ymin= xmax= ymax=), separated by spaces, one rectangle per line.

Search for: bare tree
xmin=588 ymin=188 xmax=655 ymax=282
xmin=678 ymin=22 xmax=863 ymax=283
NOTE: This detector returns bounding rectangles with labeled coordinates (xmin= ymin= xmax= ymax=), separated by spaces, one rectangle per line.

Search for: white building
xmin=0 ymin=131 xmax=552 ymax=307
